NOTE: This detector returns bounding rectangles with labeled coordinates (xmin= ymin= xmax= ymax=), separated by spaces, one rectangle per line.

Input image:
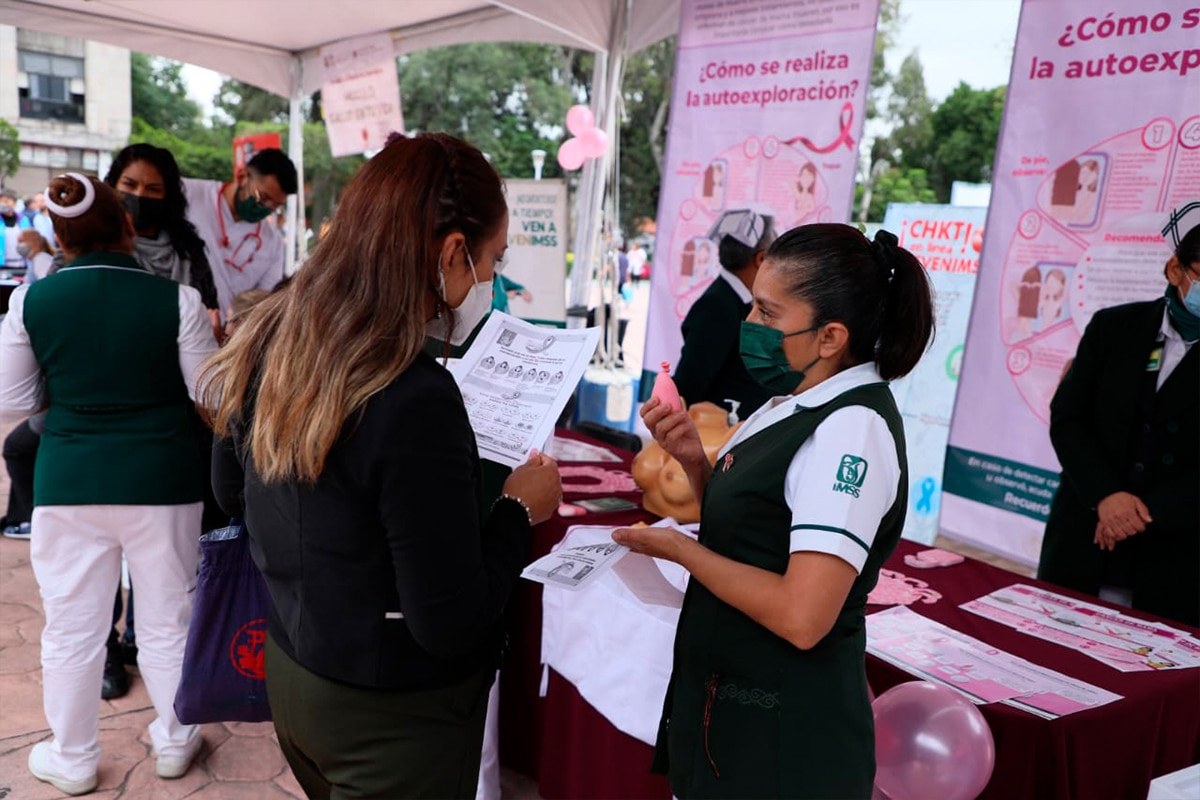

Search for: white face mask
xmin=427 ymin=249 xmax=493 ymax=346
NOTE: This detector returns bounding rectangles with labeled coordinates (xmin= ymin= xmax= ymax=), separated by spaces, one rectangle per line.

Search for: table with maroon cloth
xmin=497 ymin=432 xmax=1200 ymax=799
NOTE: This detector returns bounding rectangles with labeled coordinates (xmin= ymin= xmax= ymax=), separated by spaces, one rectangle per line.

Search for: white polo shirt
xmin=718 ymin=363 xmax=902 ymax=573
xmin=183 ymin=178 xmax=284 ymax=318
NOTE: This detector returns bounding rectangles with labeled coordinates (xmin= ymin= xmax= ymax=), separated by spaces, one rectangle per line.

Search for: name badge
xmin=1146 ymin=346 xmax=1164 ymax=372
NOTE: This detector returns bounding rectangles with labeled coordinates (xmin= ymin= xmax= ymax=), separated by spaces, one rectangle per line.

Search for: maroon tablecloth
xmin=499 ymin=433 xmax=1200 ymax=799
xmin=866 ymin=539 xmax=1200 ymax=800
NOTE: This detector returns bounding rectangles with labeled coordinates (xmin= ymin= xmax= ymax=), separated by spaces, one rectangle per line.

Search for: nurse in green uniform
xmin=615 ymin=223 xmax=934 ymax=799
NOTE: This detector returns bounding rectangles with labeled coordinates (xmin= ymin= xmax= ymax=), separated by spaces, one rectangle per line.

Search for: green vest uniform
xmin=654 ymin=382 xmax=907 ymax=799
xmin=21 ymin=252 xmax=203 ymax=507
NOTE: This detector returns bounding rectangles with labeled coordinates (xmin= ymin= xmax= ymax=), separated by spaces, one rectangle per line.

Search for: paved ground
xmin=0 ymin=427 xmax=541 ymax=799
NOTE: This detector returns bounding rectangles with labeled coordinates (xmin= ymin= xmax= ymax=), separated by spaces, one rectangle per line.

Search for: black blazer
xmin=213 ymin=352 xmax=531 ymax=690
xmin=1038 ymin=298 xmax=1198 ymax=626
xmin=674 ymin=275 xmax=771 ymax=416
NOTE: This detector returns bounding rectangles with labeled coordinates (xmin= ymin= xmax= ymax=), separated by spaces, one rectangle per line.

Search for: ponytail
xmin=872 ymin=230 xmax=934 ymax=380
xmin=766 ymin=223 xmax=935 ymax=381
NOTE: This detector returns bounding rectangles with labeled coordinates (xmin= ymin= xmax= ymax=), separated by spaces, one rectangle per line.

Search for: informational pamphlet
xmin=522 ymin=538 xmax=629 ymax=590
xmin=867 ymin=606 xmax=1122 ymax=719
xmin=450 ymin=312 xmax=600 ymax=468
xmin=961 ymin=584 xmax=1200 ymax=672
xmin=543 ymin=435 xmax=624 ymax=463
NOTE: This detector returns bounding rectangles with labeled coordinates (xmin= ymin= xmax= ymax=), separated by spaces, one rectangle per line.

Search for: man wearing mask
xmin=1 ymin=189 xmax=32 ymax=269
xmin=183 ymin=148 xmax=297 ymax=317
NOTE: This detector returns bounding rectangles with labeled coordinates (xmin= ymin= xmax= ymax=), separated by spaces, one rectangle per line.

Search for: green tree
xmin=397 ymin=43 xmax=581 ymax=179
xmin=214 ymin=79 xmax=290 ymax=125
xmin=126 ymin=117 xmax=230 ymax=180
xmin=854 ymin=165 xmax=938 ymax=221
xmin=872 ymin=51 xmax=933 ymax=167
xmin=619 ymin=37 xmax=674 ymax=233
xmin=867 ymin=0 xmax=902 ymax=121
xmin=130 ymin=53 xmax=202 ymax=133
xmin=0 ymin=119 xmax=19 ymax=186
xmin=923 ymin=83 xmax=1006 ymax=200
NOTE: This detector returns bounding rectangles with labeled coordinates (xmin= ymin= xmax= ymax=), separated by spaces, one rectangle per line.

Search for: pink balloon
xmin=566 ymin=104 xmax=595 ymax=137
xmin=579 ymin=126 xmax=609 ymax=159
xmin=873 ymin=682 xmax=995 ymax=800
xmin=557 ymin=138 xmax=585 ymax=171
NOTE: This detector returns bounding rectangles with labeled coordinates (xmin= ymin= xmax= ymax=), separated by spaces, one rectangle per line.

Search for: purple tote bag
xmin=174 ymin=520 xmax=273 ymax=723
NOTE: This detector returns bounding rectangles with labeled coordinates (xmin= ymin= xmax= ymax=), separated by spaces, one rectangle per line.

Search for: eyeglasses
xmin=246 ymin=174 xmax=285 ymax=211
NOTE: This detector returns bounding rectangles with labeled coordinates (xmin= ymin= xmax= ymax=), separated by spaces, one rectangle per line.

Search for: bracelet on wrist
xmin=493 ymin=493 xmax=533 ymax=526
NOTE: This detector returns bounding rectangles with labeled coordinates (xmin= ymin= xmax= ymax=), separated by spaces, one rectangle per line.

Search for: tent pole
xmin=286 ymin=58 xmax=307 ymax=275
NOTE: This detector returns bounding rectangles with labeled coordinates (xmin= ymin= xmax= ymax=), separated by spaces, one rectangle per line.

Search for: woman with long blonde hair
xmin=203 ymin=132 xmax=561 ymax=798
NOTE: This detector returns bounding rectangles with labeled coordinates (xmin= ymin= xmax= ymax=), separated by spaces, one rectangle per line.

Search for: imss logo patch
xmin=833 ymin=455 xmax=868 ymax=498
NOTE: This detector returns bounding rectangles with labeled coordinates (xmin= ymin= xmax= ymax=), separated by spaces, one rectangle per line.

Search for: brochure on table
xmin=867 ymin=606 xmax=1122 ymax=719
xmin=962 ymin=584 xmax=1200 ymax=672
xmin=450 ymin=312 xmax=600 ymax=468
xmin=544 ymin=435 xmax=623 ymax=463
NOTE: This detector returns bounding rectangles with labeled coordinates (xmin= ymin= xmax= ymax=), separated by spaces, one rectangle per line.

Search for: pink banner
xmin=943 ymin=0 xmax=1200 ymax=564
xmin=641 ymin=0 xmax=879 ymax=388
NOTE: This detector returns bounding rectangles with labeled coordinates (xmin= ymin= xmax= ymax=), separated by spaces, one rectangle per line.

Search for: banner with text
xmin=503 ymin=179 xmax=568 ymax=323
xmin=319 ymin=33 xmax=404 ymax=157
xmin=943 ymin=0 xmax=1200 ymax=564
xmin=882 ymin=204 xmax=984 ymax=545
xmin=641 ymin=0 xmax=879 ymax=393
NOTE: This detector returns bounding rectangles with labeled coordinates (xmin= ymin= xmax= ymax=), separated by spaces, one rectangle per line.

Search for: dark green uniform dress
xmin=653 ymin=382 xmax=907 ymax=799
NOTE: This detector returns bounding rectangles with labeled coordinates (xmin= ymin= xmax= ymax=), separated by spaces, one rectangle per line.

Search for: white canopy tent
xmin=0 ymin=0 xmax=678 ymax=306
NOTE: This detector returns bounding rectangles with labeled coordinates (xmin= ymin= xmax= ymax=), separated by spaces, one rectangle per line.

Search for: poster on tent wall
xmin=503 ymin=179 xmax=569 ymax=324
xmin=641 ymin=0 xmax=879 ymax=393
xmin=882 ymin=204 xmax=984 ymax=545
xmin=318 ymin=33 xmax=405 ymax=157
xmin=942 ymin=0 xmax=1200 ymax=565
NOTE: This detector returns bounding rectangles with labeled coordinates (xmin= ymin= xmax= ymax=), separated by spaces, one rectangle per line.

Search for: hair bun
xmin=45 ymin=172 xmax=96 ymax=219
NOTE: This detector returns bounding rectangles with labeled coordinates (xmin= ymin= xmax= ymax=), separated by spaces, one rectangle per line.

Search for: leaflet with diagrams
xmin=449 ymin=312 xmax=600 ymax=468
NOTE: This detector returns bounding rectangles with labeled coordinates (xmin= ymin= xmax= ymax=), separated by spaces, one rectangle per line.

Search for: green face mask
xmin=739 ymin=320 xmax=821 ymax=395
xmin=235 ymin=182 xmax=273 ymax=223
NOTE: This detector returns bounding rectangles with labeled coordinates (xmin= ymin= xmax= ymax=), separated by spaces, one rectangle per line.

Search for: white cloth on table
xmin=540 ymin=525 xmax=683 ymax=746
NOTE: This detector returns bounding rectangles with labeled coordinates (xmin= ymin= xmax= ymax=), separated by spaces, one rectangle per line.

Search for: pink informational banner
xmin=641 ymin=0 xmax=879 ymax=392
xmin=318 ymin=33 xmax=405 ymax=157
xmin=942 ymin=0 xmax=1200 ymax=565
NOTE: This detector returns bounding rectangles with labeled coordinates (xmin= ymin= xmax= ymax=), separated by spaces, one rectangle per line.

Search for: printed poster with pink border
xmin=942 ymin=0 xmax=1200 ymax=565
xmin=641 ymin=0 xmax=879 ymax=392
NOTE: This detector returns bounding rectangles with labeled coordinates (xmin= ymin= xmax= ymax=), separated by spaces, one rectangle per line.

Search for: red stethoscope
xmin=217 ymin=183 xmax=263 ymax=272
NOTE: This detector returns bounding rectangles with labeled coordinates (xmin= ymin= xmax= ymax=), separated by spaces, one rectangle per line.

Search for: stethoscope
xmin=217 ymin=183 xmax=263 ymax=272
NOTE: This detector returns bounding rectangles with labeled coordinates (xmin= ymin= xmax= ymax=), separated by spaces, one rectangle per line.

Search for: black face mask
xmin=121 ymin=192 xmax=166 ymax=233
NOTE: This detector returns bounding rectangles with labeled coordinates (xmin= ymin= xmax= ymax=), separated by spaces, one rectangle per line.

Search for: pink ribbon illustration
xmin=786 ymin=103 xmax=856 ymax=154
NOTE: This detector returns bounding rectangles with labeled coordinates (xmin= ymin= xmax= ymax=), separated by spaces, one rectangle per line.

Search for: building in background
xmin=0 ymin=26 xmax=130 ymax=194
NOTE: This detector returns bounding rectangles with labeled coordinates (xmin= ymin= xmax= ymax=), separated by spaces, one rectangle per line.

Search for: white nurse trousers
xmin=29 ymin=503 xmax=203 ymax=781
